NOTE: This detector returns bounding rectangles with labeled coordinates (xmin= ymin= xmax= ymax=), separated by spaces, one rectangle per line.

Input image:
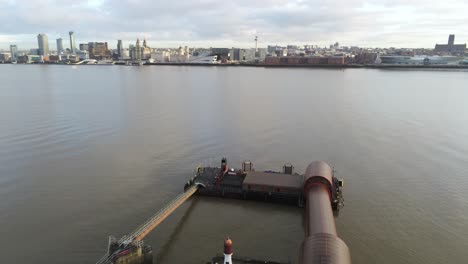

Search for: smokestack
xmin=224 ymin=237 xmax=233 ymax=264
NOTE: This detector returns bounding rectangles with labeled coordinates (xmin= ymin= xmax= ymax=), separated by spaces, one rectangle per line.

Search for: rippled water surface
xmin=0 ymin=65 xmax=467 ymax=264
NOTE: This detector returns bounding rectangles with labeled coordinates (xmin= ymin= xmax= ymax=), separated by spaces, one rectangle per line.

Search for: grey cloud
xmin=0 ymin=0 xmax=467 ymax=49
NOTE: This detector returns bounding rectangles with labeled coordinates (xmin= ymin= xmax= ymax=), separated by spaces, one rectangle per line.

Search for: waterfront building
xmin=21 ymin=54 xmax=43 ymax=63
xmin=304 ymin=45 xmax=314 ymax=50
xmin=210 ymin=48 xmax=230 ymax=55
xmin=169 ymin=46 xmax=190 ymax=62
xmin=355 ymin=52 xmax=379 ymax=64
xmin=62 ymin=54 xmax=80 ymax=63
xmin=210 ymin=48 xmax=230 ymax=61
xmin=257 ymin=48 xmax=267 ymax=60
xmin=245 ymin=48 xmax=261 ymax=61
xmin=287 ymin=45 xmax=299 ymax=51
xmin=88 ymin=42 xmax=111 ymax=59
xmin=9 ymin=45 xmax=18 ymax=59
xmin=328 ymin=56 xmax=345 ymax=65
xmin=79 ymin=43 xmax=89 ymax=51
xmin=142 ymin=39 xmax=151 ymax=59
xmin=117 ymin=40 xmax=123 ymax=58
xmin=37 ymin=33 xmax=49 ymax=56
xmin=264 ymin=55 xmax=345 ymax=65
xmin=75 ymin=50 xmax=89 ymax=60
xmin=229 ymin=48 xmax=243 ymax=61
xmin=16 ymin=55 xmax=27 ymax=63
xmin=434 ymin=34 xmax=466 ymax=55
xmin=130 ymin=39 xmax=142 ymax=61
xmin=122 ymin=49 xmax=130 ymax=59
xmin=0 ymin=53 xmax=11 ymax=62
xmin=56 ymin=38 xmax=64 ymax=54
xmin=150 ymin=51 xmax=170 ymax=62
xmin=130 ymin=39 xmax=151 ymax=61
xmin=267 ymin=45 xmax=282 ymax=53
xmin=380 ymin=55 xmax=462 ymax=65
xmin=69 ymin=31 xmax=76 ymax=53
xmin=48 ymin=55 xmax=62 ymax=63
xmin=275 ymin=49 xmax=288 ymax=57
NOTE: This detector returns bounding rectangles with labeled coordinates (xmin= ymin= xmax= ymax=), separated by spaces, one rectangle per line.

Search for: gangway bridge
xmin=96 ymin=184 xmax=200 ymax=264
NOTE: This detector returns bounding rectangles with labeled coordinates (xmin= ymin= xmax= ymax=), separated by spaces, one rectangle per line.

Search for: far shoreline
xmin=145 ymin=63 xmax=468 ymax=70
xmin=2 ymin=62 xmax=468 ymax=71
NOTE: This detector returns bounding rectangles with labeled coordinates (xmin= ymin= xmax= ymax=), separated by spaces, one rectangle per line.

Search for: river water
xmin=0 ymin=65 xmax=467 ymax=264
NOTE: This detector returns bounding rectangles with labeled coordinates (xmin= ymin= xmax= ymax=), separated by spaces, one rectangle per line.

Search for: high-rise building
xmin=9 ymin=45 xmax=18 ymax=59
xmin=37 ymin=33 xmax=49 ymax=56
xmin=69 ymin=31 xmax=76 ymax=53
xmin=117 ymin=40 xmax=123 ymax=58
xmin=56 ymin=38 xmax=64 ymax=54
xmin=135 ymin=38 xmax=141 ymax=60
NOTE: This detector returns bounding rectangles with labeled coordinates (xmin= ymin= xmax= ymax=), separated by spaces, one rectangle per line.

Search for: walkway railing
xmin=96 ymin=185 xmax=199 ymax=264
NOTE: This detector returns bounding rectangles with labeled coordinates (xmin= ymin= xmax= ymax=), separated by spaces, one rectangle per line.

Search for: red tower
xmin=223 ymin=237 xmax=233 ymax=264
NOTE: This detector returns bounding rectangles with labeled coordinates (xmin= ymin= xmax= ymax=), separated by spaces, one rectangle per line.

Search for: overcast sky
xmin=1 ymin=0 xmax=467 ymax=50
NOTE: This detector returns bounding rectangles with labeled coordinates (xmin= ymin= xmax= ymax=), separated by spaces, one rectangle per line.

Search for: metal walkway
xmin=96 ymin=185 xmax=199 ymax=264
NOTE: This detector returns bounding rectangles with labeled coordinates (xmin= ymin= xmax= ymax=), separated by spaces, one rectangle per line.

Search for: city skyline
xmin=1 ymin=0 xmax=468 ymax=50
xmin=2 ymin=31 xmax=467 ymax=52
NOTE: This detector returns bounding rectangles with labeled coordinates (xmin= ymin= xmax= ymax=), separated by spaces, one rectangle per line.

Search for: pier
xmin=96 ymin=159 xmax=350 ymax=264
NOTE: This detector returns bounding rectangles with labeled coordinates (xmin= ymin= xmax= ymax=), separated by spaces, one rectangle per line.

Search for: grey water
xmin=0 ymin=64 xmax=467 ymax=264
